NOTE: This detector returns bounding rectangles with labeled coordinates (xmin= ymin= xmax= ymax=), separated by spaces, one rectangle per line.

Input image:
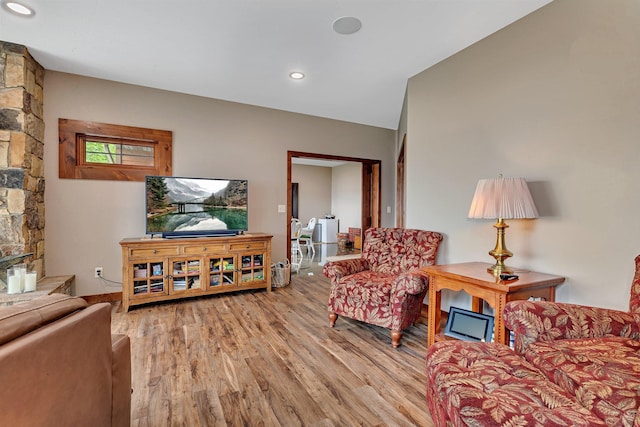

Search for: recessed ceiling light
xmin=4 ymin=1 xmax=34 ymax=16
xmin=289 ymin=72 xmax=305 ymax=80
xmin=333 ymin=17 xmax=361 ymax=35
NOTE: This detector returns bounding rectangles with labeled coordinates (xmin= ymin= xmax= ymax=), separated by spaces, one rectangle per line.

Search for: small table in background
xmin=423 ymin=263 xmax=565 ymax=346
xmin=0 ymin=275 xmax=75 ymax=307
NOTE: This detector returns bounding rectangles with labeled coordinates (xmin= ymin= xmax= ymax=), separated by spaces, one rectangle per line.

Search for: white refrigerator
xmin=318 ymin=218 xmax=339 ymax=243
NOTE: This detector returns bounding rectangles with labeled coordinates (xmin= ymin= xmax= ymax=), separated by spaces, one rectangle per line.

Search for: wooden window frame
xmin=59 ymin=118 xmax=172 ymax=181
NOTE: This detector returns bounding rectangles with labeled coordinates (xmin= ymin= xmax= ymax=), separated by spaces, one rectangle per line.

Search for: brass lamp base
xmin=487 ymin=219 xmax=513 ymax=276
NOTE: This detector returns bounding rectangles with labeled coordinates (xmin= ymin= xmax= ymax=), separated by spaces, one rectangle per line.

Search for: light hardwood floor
xmin=111 ymin=267 xmax=435 ymax=426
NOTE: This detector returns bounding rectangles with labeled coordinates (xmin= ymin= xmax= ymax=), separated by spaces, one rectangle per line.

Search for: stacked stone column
xmin=0 ymin=41 xmax=45 ymax=277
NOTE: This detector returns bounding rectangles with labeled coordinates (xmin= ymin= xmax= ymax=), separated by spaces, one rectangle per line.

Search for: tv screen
xmin=145 ymin=176 xmax=248 ymax=238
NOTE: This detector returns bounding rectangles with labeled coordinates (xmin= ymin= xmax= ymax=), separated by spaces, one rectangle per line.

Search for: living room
xmin=35 ymin=0 xmax=636 ymax=310
xmin=1 ymin=0 xmax=639 ymax=425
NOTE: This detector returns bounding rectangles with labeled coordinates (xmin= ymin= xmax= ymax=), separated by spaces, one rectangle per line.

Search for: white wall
xmin=43 ymin=72 xmax=395 ymax=296
xmin=331 ymin=162 xmax=362 ymax=232
xmin=405 ymin=0 xmax=640 ymax=311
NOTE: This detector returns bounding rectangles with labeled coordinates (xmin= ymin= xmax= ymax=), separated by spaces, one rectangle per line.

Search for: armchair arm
xmin=389 ymin=269 xmax=430 ymax=331
xmin=392 ymin=269 xmax=430 ymax=296
xmin=322 ymin=257 xmax=368 ymax=282
xmin=503 ymin=300 xmax=640 ymax=354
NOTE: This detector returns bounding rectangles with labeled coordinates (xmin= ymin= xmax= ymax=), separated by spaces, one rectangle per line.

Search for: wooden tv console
xmin=120 ymin=233 xmax=272 ymax=311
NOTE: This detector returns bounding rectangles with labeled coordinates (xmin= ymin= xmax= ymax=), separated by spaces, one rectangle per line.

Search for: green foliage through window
xmin=84 ymin=139 xmax=154 ymax=167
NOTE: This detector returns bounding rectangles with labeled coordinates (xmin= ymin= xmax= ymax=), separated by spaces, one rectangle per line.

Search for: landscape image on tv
xmin=146 ymin=176 xmax=248 ymax=235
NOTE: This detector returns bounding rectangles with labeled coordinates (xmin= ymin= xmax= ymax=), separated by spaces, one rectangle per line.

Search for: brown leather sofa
xmin=0 ymin=294 xmax=131 ymax=426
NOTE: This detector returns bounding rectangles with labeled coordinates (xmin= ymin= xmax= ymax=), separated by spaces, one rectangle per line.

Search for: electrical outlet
xmin=95 ymin=267 xmax=103 ymax=278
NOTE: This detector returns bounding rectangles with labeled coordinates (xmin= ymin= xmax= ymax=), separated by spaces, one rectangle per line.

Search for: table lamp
xmin=468 ymin=176 xmax=538 ymax=275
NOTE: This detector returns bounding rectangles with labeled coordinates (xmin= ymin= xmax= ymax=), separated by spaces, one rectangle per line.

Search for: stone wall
xmin=0 ymin=41 xmax=45 ymax=277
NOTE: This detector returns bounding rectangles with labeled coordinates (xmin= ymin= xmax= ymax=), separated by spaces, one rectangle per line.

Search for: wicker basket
xmin=271 ymin=260 xmax=291 ymax=288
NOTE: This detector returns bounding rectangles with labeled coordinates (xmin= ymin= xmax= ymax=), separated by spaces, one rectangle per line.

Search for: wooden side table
xmin=424 ymin=263 xmax=565 ymax=346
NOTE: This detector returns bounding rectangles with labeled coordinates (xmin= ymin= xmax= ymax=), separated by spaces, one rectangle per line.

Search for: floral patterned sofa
xmin=323 ymin=228 xmax=443 ymax=348
xmin=426 ymin=254 xmax=640 ymax=426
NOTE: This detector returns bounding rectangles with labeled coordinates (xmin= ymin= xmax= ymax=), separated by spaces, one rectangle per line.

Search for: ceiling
xmin=0 ymin=0 xmax=552 ymax=130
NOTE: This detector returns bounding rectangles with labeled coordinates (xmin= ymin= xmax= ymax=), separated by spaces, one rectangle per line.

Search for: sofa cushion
xmin=426 ymin=340 xmax=606 ymax=426
xmin=0 ymin=294 xmax=87 ymax=346
xmin=522 ymin=336 xmax=640 ymax=426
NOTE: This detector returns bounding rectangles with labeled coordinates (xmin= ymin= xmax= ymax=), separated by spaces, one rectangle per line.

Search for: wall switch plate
xmin=277 ymin=204 xmax=286 ymax=213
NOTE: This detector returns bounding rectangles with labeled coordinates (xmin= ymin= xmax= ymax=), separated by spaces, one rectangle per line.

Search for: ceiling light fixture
xmin=332 ymin=16 xmax=362 ymax=35
xmin=289 ymin=72 xmax=305 ymax=80
xmin=4 ymin=1 xmax=34 ymax=16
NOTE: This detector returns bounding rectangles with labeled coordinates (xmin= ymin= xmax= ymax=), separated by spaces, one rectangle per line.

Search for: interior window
xmin=59 ymin=118 xmax=172 ymax=181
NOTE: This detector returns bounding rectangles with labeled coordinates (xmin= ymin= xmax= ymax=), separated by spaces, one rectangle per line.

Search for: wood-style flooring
xmin=111 ymin=267 xmax=435 ymax=427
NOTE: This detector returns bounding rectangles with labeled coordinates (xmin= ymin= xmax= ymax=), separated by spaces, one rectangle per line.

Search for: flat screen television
xmin=145 ymin=176 xmax=248 ymax=238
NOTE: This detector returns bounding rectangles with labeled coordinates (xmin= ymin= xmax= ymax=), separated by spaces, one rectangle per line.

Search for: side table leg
xmin=493 ymin=295 xmax=508 ymax=345
xmin=471 ymin=296 xmax=482 ymax=313
xmin=427 ymin=283 xmax=441 ymax=346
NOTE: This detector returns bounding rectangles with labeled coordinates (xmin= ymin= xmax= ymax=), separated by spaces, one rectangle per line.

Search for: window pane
xmin=123 ymin=154 xmax=154 ymax=167
xmin=85 ymin=141 xmax=154 ymax=166
xmin=85 ymin=141 xmax=119 ymax=164
xmin=122 ymin=144 xmax=154 ymax=167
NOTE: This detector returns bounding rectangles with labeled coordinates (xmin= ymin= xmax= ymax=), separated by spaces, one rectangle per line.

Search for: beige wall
xmin=291 ymin=164 xmax=332 ymax=224
xmin=43 ymin=72 xmax=395 ymax=296
xmin=406 ymin=0 xmax=640 ymax=311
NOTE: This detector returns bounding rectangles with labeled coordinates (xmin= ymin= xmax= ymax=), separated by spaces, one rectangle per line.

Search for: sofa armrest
xmin=503 ymin=300 xmax=640 ymax=353
xmin=322 ymin=258 xmax=368 ymax=282
xmin=111 ymin=333 xmax=131 ymax=427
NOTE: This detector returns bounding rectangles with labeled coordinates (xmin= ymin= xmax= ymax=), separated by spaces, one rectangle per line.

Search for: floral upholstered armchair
xmin=323 ymin=228 xmax=443 ymax=348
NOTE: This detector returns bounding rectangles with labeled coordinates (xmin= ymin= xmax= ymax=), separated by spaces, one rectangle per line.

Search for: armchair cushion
xmin=330 ymin=271 xmax=394 ymax=323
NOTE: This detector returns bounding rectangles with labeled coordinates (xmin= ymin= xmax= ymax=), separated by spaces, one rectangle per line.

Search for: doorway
xmin=286 ymin=151 xmax=381 ymax=263
xmin=396 ymin=135 xmax=406 ymax=228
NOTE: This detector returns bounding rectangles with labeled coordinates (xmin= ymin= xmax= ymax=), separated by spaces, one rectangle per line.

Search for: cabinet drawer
xmin=183 ymin=244 xmax=227 ymax=255
xmin=230 ymin=241 xmax=267 ymax=251
xmin=130 ymin=247 xmax=179 ymax=257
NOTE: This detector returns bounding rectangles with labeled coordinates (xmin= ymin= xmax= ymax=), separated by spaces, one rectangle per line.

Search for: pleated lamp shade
xmin=468 ymin=177 xmax=538 ymax=220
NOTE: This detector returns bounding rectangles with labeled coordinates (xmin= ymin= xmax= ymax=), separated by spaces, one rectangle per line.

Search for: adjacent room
xmin=1 ymin=0 xmax=639 ymax=425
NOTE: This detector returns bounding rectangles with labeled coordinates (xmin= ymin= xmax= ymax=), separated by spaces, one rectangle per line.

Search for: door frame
xmin=396 ymin=134 xmax=406 ymax=228
xmin=287 ymin=150 xmax=381 ymax=260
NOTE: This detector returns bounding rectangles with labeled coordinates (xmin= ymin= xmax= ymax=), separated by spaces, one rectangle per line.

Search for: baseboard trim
xmin=82 ymin=292 xmax=122 ymax=305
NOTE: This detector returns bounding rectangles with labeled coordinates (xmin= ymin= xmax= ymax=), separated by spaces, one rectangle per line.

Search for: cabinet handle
xmin=246 ymin=244 xmax=250 ymax=248
xmin=203 ymin=247 xmax=207 ymax=251
xmin=152 ymin=250 xmax=157 ymax=254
